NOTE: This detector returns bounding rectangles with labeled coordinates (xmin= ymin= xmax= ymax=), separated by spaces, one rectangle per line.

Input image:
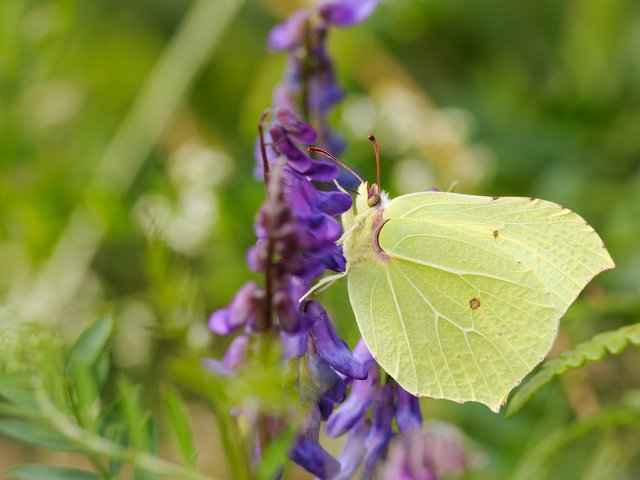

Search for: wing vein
xmin=394 ymin=263 xmax=461 ymax=400
xmin=384 ymin=266 xmax=420 ymax=393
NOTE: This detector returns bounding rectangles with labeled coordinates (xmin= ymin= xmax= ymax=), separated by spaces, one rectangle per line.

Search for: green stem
xmin=64 ymin=383 xmax=109 ymax=479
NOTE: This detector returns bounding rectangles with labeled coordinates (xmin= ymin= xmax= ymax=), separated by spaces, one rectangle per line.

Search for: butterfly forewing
xmin=383 ymin=192 xmax=615 ymax=315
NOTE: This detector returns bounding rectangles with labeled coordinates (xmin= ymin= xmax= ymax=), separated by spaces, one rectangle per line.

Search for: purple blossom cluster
xmin=381 ymin=422 xmax=482 ymax=479
xmin=209 ymin=103 xmax=368 ymax=475
xmin=267 ymin=0 xmax=380 ymax=157
xmin=203 ymin=1 xmax=474 ymax=478
xmin=322 ymin=339 xmax=424 ymax=478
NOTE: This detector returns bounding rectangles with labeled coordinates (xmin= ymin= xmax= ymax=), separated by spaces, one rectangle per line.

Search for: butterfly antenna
xmin=308 ymin=147 xmax=364 ymax=184
xmin=368 ymin=135 xmax=381 ymax=189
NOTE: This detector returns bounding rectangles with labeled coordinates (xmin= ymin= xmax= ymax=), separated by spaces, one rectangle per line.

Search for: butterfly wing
xmin=347 ymin=192 xmax=614 ymax=411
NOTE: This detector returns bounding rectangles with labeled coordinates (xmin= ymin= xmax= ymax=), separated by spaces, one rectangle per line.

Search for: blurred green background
xmin=1 ymin=0 xmax=639 ymax=478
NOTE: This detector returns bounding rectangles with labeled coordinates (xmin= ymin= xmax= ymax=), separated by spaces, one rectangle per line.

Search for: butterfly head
xmin=356 ymin=181 xmax=388 ymax=213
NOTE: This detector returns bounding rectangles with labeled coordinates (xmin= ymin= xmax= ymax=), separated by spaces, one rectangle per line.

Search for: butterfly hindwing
xmin=383 ymin=192 xmax=614 ymax=315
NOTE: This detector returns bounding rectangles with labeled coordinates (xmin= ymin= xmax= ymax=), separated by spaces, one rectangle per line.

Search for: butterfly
xmin=308 ymin=137 xmax=614 ymax=412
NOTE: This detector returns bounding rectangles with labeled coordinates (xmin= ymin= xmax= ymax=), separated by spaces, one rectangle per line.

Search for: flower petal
xmin=325 ymin=363 xmax=378 ymax=437
xmin=379 ymin=430 xmax=437 ymax=480
xmin=208 ymin=282 xmax=265 ymax=334
xmin=281 ymin=330 xmax=308 ymax=359
xmin=290 ymin=404 xmax=341 ymax=478
xmin=267 ymin=9 xmax=308 ymax=51
xmin=363 ymin=384 xmax=395 ymax=474
xmin=202 ymin=335 xmax=250 ymax=376
xmin=306 ymin=300 xmax=368 ymax=379
xmin=290 ymin=435 xmax=341 ymax=479
xmin=307 ymin=343 xmax=347 ymax=403
xmin=395 ymin=384 xmax=423 ymax=433
xmin=208 ymin=307 xmax=233 ymax=335
xmin=320 ymin=0 xmax=380 ymax=27
xmin=334 ymin=418 xmax=368 ymax=480
xmin=276 ymin=108 xmax=317 ymax=144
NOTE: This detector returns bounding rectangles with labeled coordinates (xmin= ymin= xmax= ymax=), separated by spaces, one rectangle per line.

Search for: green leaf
xmin=507 ymin=322 xmax=640 ymax=417
xmin=65 ymin=316 xmax=113 ymax=374
xmin=117 ymin=376 xmax=147 ymax=451
xmin=107 ymin=423 xmax=127 ymax=478
xmin=513 ymin=407 xmax=640 ymax=480
xmin=163 ymin=386 xmax=197 ymax=466
xmin=146 ymin=415 xmax=159 ymax=455
xmin=0 ymin=420 xmax=77 ymax=451
xmin=9 ymin=465 xmax=100 ymax=480
xmin=93 ymin=349 xmax=111 ymax=392
xmin=134 ymin=417 xmax=160 ymax=480
xmin=69 ymin=362 xmax=99 ymax=430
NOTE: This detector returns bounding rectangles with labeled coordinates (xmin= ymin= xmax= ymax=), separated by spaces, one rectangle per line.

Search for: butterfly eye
xmin=367 ymin=194 xmax=380 ymax=207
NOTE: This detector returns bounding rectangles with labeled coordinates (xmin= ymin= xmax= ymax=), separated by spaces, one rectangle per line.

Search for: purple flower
xmin=307 ymin=337 xmax=347 ymax=404
xmin=334 ymin=417 xmax=368 ymax=480
xmin=267 ymin=9 xmax=308 ymax=51
xmin=266 ymin=1 xmax=373 ymax=159
xmin=325 ymin=362 xmax=378 ymax=437
xmin=306 ymin=300 xmax=368 ymax=380
xmin=280 ymin=330 xmax=307 ymax=359
xmin=202 ymin=335 xmax=250 ymax=377
xmin=379 ymin=430 xmax=438 ymax=480
xmin=320 ymin=0 xmax=381 ymax=27
xmin=421 ymin=421 xmax=477 ymax=477
xmin=363 ymin=384 xmax=395 ymax=475
xmin=351 ymin=338 xmax=377 ymax=367
xmin=276 ymin=108 xmax=317 ymax=143
xmin=270 ymin=125 xmax=338 ymax=181
xmin=288 ymin=177 xmax=352 ymax=217
xmin=379 ymin=422 xmax=486 ymax=479
xmin=208 ymin=282 xmax=264 ymax=334
xmin=290 ymin=404 xmax=341 ymax=479
xmin=253 ymin=112 xmax=351 ymax=281
xmin=307 ymin=57 xmax=344 ymax=113
xmin=395 ymin=384 xmax=423 ymax=433
xmin=290 ymin=436 xmax=341 ymax=479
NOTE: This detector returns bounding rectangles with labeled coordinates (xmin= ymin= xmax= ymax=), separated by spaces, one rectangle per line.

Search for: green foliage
xmin=9 ymin=466 xmax=101 ymax=480
xmin=64 ymin=316 xmax=113 ymax=375
xmin=513 ymin=405 xmax=640 ymax=480
xmin=0 ymin=316 xmax=215 ymax=479
xmin=507 ymin=323 xmax=640 ymax=417
xmin=163 ymin=386 xmax=198 ymax=467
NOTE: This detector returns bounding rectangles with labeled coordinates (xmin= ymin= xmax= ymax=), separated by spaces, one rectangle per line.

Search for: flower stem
xmin=258 ymin=118 xmax=276 ymax=332
xmin=258 ymin=110 xmax=272 ymax=188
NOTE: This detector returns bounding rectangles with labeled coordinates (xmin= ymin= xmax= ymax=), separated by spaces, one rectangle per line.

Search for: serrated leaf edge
xmin=506 ymin=322 xmax=640 ymax=417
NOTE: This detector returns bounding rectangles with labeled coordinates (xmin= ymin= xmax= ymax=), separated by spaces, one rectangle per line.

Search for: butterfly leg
xmin=299 ymin=271 xmax=347 ymax=302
